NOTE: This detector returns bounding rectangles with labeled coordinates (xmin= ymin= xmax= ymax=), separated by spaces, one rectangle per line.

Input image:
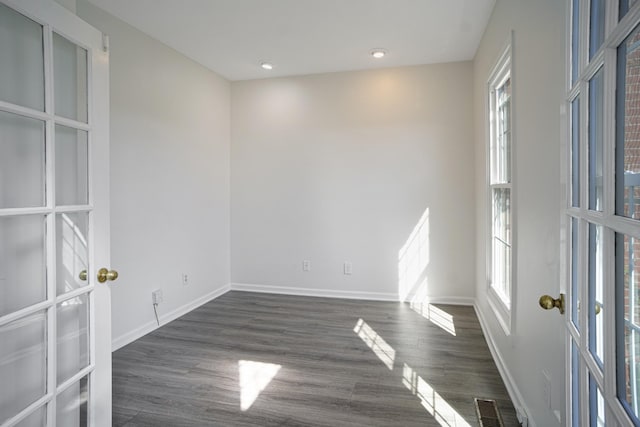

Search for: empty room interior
xmin=5 ymin=0 xmax=640 ymax=426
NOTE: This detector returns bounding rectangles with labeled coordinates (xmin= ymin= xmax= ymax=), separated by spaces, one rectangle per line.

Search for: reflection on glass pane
xmin=0 ymin=111 xmax=45 ymax=209
xmin=0 ymin=215 xmax=46 ymax=317
xmin=617 ymin=233 xmax=640 ymax=421
xmin=589 ymin=68 xmax=604 ymax=211
xmin=56 ymin=213 xmax=89 ymax=296
xmin=15 ymin=406 xmax=46 ymax=427
xmin=590 ymin=375 xmax=605 ymax=427
xmin=617 ymin=24 xmax=640 ymax=220
xmin=0 ymin=312 xmax=47 ymax=425
xmin=53 ymin=33 xmax=87 ymax=123
xmin=572 ymin=218 xmax=580 ymax=331
xmin=590 ymin=0 xmax=606 ymax=59
xmin=572 ymin=98 xmax=580 ymax=207
xmin=572 ymin=341 xmax=581 ymax=427
xmin=56 ymin=376 xmax=88 ymax=427
xmin=55 ymin=125 xmax=88 ymax=206
xmin=57 ymin=293 xmax=89 ymax=385
xmin=589 ymin=224 xmax=604 ymax=365
xmin=621 ymin=0 xmax=639 ymax=20
xmin=492 ymin=188 xmax=511 ymax=303
xmin=492 ymin=77 xmax=511 ymax=184
xmin=572 ymin=0 xmax=580 ymax=84
xmin=0 ymin=4 xmax=44 ymax=111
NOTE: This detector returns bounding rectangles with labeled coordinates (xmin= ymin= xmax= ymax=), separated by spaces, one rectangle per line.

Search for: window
xmin=487 ymin=39 xmax=513 ymax=332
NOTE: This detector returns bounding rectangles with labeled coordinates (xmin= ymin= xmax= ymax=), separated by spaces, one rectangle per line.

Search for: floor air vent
xmin=474 ymin=398 xmax=505 ymax=427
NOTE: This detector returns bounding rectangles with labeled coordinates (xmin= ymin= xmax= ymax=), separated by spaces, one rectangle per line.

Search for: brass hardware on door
xmin=97 ymin=268 xmax=119 ymax=283
xmin=539 ymin=293 xmax=565 ymax=314
xmin=576 ymin=300 xmax=602 ymax=315
xmin=79 ymin=270 xmax=87 ymax=281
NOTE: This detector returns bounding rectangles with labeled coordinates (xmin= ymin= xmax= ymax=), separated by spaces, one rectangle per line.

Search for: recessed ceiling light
xmin=261 ymin=62 xmax=273 ymax=70
xmin=371 ymin=49 xmax=386 ymax=59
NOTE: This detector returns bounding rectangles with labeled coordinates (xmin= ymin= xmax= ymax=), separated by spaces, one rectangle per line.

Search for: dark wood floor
xmin=113 ymin=291 xmax=519 ymax=426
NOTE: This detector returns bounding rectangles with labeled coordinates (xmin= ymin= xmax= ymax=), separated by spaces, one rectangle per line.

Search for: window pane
xmin=492 ymin=77 xmax=511 ymax=184
xmin=617 ymin=24 xmax=640 ymax=220
xmin=56 ymin=376 xmax=88 ymax=427
xmin=572 ymin=340 xmax=581 ymax=427
xmin=56 ymin=213 xmax=89 ymax=296
xmin=572 ymin=97 xmax=581 ymax=207
xmin=589 ymin=68 xmax=604 ymax=211
xmin=617 ymin=232 xmax=640 ymax=421
xmin=590 ymin=375 xmax=605 ymax=427
xmin=572 ymin=0 xmax=580 ymax=84
xmin=55 ymin=124 xmax=88 ymax=206
xmin=0 ymin=215 xmax=46 ymax=317
xmin=53 ymin=33 xmax=88 ymax=123
xmin=572 ymin=218 xmax=580 ymax=331
xmin=492 ymin=188 xmax=511 ymax=304
xmin=57 ymin=293 xmax=89 ymax=385
xmin=0 ymin=3 xmax=44 ymax=111
xmin=0 ymin=110 xmax=45 ymax=209
xmin=621 ymin=0 xmax=639 ymax=20
xmin=0 ymin=311 xmax=47 ymax=425
xmin=589 ymin=224 xmax=604 ymax=365
xmin=590 ymin=0 xmax=606 ymax=59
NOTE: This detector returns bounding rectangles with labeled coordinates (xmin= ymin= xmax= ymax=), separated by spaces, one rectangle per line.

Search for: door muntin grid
xmin=0 ymin=3 xmax=96 ymax=426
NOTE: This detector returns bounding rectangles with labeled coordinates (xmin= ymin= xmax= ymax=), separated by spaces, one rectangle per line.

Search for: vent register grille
xmin=474 ymin=398 xmax=506 ymax=427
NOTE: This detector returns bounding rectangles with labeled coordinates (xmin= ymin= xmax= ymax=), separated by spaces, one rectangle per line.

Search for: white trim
xmin=474 ymin=302 xmax=535 ymax=427
xmin=230 ymin=282 xmax=398 ymax=301
xmin=419 ymin=296 xmax=476 ymax=306
xmin=111 ymin=284 xmax=230 ymax=351
xmin=486 ymin=31 xmax=515 ymax=336
xmin=487 ymin=287 xmax=512 ymax=336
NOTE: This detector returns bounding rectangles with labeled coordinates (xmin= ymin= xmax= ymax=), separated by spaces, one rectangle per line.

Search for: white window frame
xmin=486 ymin=33 xmax=515 ymax=335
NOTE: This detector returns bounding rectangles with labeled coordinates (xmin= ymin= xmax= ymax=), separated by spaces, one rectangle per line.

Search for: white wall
xmin=231 ymin=64 xmax=475 ymax=302
xmin=473 ymin=0 xmax=566 ymax=425
xmin=77 ymin=1 xmax=231 ymax=349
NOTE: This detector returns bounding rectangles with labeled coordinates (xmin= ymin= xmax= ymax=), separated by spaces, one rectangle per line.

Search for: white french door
xmin=0 ymin=1 xmax=112 ymax=426
xmin=567 ymin=0 xmax=640 ymax=426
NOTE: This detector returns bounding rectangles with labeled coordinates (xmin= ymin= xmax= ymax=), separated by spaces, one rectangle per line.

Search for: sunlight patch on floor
xmin=402 ymin=363 xmax=471 ymax=427
xmin=238 ymin=360 xmax=281 ymax=411
xmin=353 ymin=318 xmax=396 ymax=370
xmin=408 ymin=280 xmax=456 ymax=336
xmin=410 ymin=302 xmax=456 ymax=336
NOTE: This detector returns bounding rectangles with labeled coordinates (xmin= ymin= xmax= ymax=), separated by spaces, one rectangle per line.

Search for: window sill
xmin=487 ymin=286 xmax=512 ymax=336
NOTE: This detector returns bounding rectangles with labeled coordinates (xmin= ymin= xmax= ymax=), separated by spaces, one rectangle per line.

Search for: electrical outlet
xmin=344 ymin=261 xmax=353 ymax=275
xmin=182 ymin=273 xmax=189 ymax=286
xmin=152 ymin=289 xmax=163 ymax=304
xmin=303 ymin=260 xmax=311 ymax=272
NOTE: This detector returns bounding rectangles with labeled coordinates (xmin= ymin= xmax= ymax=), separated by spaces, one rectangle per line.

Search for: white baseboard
xmin=230 ymin=282 xmax=399 ymax=301
xmin=474 ymin=302 xmax=534 ymax=427
xmin=111 ymin=284 xmax=231 ymax=352
xmin=423 ymin=296 xmax=475 ymax=306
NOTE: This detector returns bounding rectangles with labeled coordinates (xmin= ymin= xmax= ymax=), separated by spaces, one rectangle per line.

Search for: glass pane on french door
xmin=568 ymin=1 xmax=640 ymax=425
xmin=616 ymin=232 xmax=640 ymax=419
xmin=0 ymin=4 xmax=94 ymax=426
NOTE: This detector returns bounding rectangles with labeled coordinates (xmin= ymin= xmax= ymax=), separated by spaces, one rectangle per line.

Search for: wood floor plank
xmin=113 ymin=291 xmax=519 ymax=426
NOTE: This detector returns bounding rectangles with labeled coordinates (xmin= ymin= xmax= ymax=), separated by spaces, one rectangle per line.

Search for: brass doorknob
xmin=79 ymin=270 xmax=87 ymax=281
xmin=97 ymin=268 xmax=119 ymax=283
xmin=539 ymin=293 xmax=565 ymax=314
